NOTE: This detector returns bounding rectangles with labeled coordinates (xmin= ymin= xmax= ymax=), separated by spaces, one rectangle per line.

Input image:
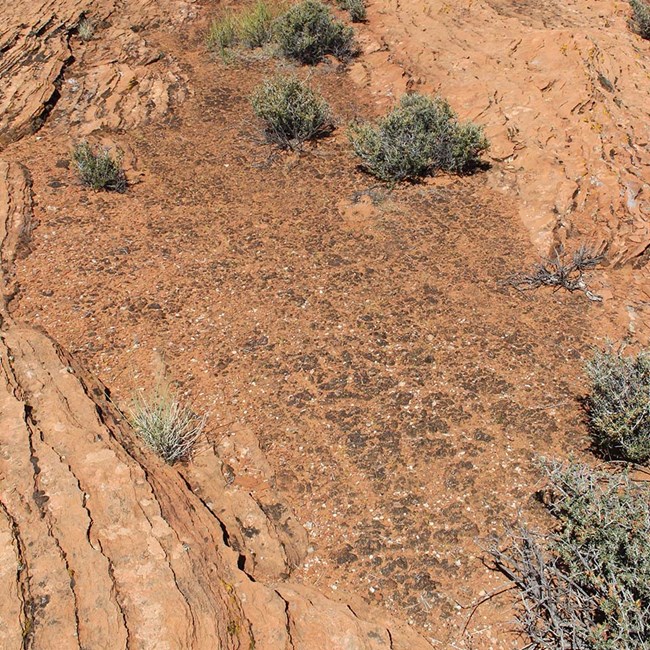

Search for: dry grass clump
xmin=490 ymin=460 xmax=650 ymax=650
xmin=349 ymin=93 xmax=489 ymax=182
xmin=77 ymin=17 xmax=95 ymax=41
xmin=251 ymin=74 xmax=332 ymax=148
xmin=129 ymin=389 xmax=205 ymax=464
xmin=206 ymin=12 xmax=237 ymax=56
xmin=207 ymin=0 xmax=357 ymax=63
xmin=207 ymin=0 xmax=283 ymax=57
xmin=72 ymin=142 xmax=126 ymax=192
xmin=586 ymin=346 xmax=650 ymax=464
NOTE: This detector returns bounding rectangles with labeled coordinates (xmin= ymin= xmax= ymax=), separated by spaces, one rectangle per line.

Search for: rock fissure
xmin=0 ymin=499 xmax=32 ymax=648
xmin=98 ymin=542 xmax=131 ymax=650
xmin=275 ymin=589 xmax=297 ymax=650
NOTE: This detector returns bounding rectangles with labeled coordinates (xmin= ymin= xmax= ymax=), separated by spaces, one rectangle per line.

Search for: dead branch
xmin=505 ymin=245 xmax=605 ymax=302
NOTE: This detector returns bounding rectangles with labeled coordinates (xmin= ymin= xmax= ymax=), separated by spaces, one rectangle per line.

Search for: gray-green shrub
xmin=585 ymin=346 xmax=650 ymax=464
xmin=630 ymin=0 xmax=650 ymax=39
xmin=72 ymin=141 xmax=126 ymax=192
xmin=336 ymin=0 xmax=366 ymax=22
xmin=274 ymin=0 xmax=356 ymax=64
xmin=252 ymin=75 xmax=332 ymax=148
xmin=348 ymin=93 xmax=489 ymax=182
xmin=491 ymin=461 xmax=650 ymax=650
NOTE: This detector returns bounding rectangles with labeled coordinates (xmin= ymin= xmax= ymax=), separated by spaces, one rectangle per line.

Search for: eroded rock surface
xmin=0 ymin=0 xmax=189 ymax=148
xmin=356 ymin=0 xmax=650 ymax=263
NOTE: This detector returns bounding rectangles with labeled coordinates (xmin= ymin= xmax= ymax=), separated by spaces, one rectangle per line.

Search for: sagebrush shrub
xmin=491 ymin=461 xmax=650 ymax=650
xmin=251 ymin=75 xmax=332 ymax=148
xmin=274 ymin=0 xmax=356 ymax=64
xmin=348 ymin=93 xmax=489 ymax=181
xmin=129 ymin=389 xmax=204 ymax=464
xmin=72 ymin=141 xmax=126 ymax=192
xmin=630 ymin=0 xmax=650 ymax=39
xmin=336 ymin=0 xmax=366 ymax=22
xmin=586 ymin=347 xmax=650 ymax=464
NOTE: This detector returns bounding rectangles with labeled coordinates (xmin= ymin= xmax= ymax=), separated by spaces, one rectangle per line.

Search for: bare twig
xmin=505 ymin=245 xmax=605 ymax=302
xmin=460 ymin=583 xmax=517 ymax=636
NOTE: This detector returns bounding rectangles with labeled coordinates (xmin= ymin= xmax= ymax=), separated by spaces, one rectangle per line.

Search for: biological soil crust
xmin=8 ymin=20 xmax=613 ymax=649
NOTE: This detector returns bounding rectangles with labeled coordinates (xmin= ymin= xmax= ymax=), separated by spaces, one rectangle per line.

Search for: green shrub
xmin=348 ymin=93 xmax=489 ymax=182
xmin=630 ymin=0 xmax=650 ymax=39
xmin=336 ymin=0 xmax=366 ymax=22
xmin=586 ymin=346 xmax=650 ymax=464
xmin=274 ymin=0 xmax=356 ymax=64
xmin=491 ymin=461 xmax=650 ymax=650
xmin=72 ymin=142 xmax=126 ymax=192
xmin=129 ymin=389 xmax=204 ymax=464
xmin=252 ymin=75 xmax=332 ymax=148
xmin=347 ymin=0 xmax=366 ymax=22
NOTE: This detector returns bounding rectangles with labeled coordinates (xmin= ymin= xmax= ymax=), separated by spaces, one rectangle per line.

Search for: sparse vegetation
xmin=240 ymin=0 xmax=280 ymax=47
xmin=586 ymin=346 xmax=650 ymax=464
xmin=252 ymin=75 xmax=332 ymax=148
xmin=274 ymin=0 xmax=356 ymax=64
xmin=490 ymin=460 xmax=650 ymax=650
xmin=348 ymin=93 xmax=489 ymax=182
xmin=207 ymin=0 xmax=282 ymax=57
xmin=207 ymin=0 xmax=356 ymax=63
xmin=506 ymin=244 xmax=604 ymax=301
xmin=336 ymin=0 xmax=366 ymax=22
xmin=72 ymin=141 xmax=127 ymax=192
xmin=630 ymin=0 xmax=650 ymax=39
xmin=207 ymin=11 xmax=237 ymax=56
xmin=77 ymin=17 xmax=95 ymax=42
xmin=129 ymin=388 xmax=204 ymax=464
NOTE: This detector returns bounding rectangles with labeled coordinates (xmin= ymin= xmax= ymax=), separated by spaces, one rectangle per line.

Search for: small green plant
xmin=239 ymin=0 xmax=278 ymax=47
xmin=77 ymin=17 xmax=95 ymax=41
xmin=207 ymin=1 xmax=283 ymax=57
xmin=336 ymin=0 xmax=366 ymax=22
xmin=251 ymin=75 xmax=332 ymax=148
xmin=349 ymin=93 xmax=489 ymax=182
xmin=72 ymin=142 xmax=126 ymax=192
xmin=586 ymin=346 xmax=650 ymax=464
xmin=491 ymin=461 xmax=650 ymax=650
xmin=274 ymin=0 xmax=357 ymax=64
xmin=129 ymin=388 xmax=204 ymax=464
xmin=630 ymin=0 xmax=650 ymax=39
